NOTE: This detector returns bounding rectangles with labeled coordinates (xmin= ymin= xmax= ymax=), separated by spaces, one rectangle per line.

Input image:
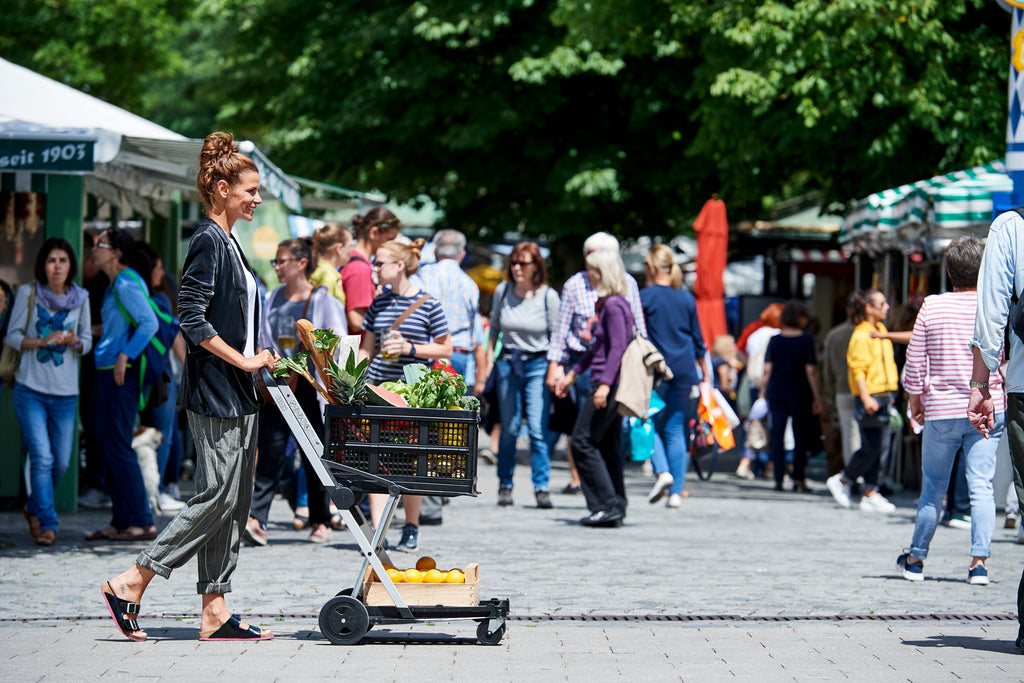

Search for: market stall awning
xmin=839 ymin=160 xmax=1011 ymax=245
xmin=0 ymin=57 xmax=301 ymax=214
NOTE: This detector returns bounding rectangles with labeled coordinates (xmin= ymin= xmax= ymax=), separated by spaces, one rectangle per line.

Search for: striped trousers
xmin=137 ymin=411 xmax=257 ymax=594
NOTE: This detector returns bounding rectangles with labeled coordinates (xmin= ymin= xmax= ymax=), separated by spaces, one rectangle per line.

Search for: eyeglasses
xmin=373 ymin=260 xmax=400 ymax=270
xmin=270 ymin=258 xmax=296 ymax=267
xmin=95 ymin=242 xmax=114 ymax=250
xmin=511 ymin=260 xmax=533 ymax=268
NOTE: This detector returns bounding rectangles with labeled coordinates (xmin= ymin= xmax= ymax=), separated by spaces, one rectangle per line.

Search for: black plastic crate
xmin=323 ymin=404 xmax=479 ymax=496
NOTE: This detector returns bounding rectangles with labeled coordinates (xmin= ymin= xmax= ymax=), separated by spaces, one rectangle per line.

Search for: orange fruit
xmin=386 ymin=568 xmax=406 ymax=583
xmin=404 ymin=568 xmax=424 ymax=583
xmin=415 ymin=556 xmax=437 ymax=572
xmin=382 ymin=562 xmax=396 ymax=571
xmin=444 ymin=569 xmax=465 ymax=584
xmin=423 ymin=569 xmax=445 ymax=583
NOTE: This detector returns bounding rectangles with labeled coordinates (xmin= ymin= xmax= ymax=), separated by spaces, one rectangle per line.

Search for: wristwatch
xmin=408 ymin=342 xmax=417 ymax=357
xmin=969 ymin=381 xmax=989 ymax=389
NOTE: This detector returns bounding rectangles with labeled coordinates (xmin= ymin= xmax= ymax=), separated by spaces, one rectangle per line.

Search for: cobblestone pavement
xmin=2 ymin=436 xmax=1022 ymax=680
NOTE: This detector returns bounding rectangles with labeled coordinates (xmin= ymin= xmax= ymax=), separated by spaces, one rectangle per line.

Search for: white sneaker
xmin=641 ymin=460 xmax=655 ymax=477
xmin=666 ymin=493 xmax=683 ymax=509
xmin=826 ymin=474 xmax=852 ymax=509
xmin=734 ymin=463 xmax=755 ymax=480
xmin=648 ymin=472 xmax=674 ymax=504
xmin=158 ymin=492 xmax=185 ymax=512
xmin=78 ymin=488 xmax=112 ymax=509
xmin=860 ymin=492 xmax=896 ymax=513
xmin=166 ymin=482 xmax=182 ymax=500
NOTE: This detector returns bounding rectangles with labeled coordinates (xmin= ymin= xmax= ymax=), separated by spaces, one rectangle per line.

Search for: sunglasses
xmin=270 ymin=258 xmax=296 ymax=267
xmin=511 ymin=260 xmax=533 ymax=267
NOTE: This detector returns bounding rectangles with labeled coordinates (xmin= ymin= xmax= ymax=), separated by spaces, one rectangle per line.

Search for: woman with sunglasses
xmin=359 ymin=238 xmax=451 ymax=551
xmin=481 ymin=242 xmax=560 ymax=508
xmin=85 ymin=227 xmax=159 ymax=543
xmin=242 ymin=238 xmax=347 ymax=547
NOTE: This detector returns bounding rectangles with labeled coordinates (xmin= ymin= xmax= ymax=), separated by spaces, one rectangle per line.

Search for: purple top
xmin=572 ymin=294 xmax=634 ymax=386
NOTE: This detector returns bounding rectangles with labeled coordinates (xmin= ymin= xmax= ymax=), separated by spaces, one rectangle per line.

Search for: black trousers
xmin=1003 ymin=394 xmax=1024 ymax=636
xmin=250 ymin=381 xmax=330 ymax=527
xmin=571 ymin=385 xmax=626 ymax=514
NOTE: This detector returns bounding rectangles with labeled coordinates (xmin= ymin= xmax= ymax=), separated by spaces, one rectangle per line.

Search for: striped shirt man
xmin=419 ymin=258 xmax=479 ymax=351
xmin=363 ymin=290 xmax=449 ymax=383
xmin=905 ymin=290 xmax=1005 ymax=420
xmin=546 ymin=270 xmax=646 ymax=365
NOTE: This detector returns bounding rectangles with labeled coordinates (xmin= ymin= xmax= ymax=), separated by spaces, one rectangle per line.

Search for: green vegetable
xmin=273 ymin=351 xmax=332 ymax=404
xmin=401 ymin=364 xmax=476 ymax=409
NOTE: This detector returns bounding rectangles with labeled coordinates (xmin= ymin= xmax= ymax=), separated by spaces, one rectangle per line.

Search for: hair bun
xmin=200 ymin=132 xmax=237 ymax=165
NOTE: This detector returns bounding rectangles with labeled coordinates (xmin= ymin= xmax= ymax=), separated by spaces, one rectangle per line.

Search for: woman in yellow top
xmin=825 ymin=289 xmax=899 ymax=513
xmin=309 ymin=222 xmax=353 ymax=305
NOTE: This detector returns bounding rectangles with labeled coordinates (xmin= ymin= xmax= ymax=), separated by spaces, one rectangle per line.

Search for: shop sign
xmin=0 ymin=138 xmax=95 ymax=172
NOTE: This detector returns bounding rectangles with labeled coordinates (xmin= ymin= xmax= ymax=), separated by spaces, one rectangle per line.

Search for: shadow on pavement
xmin=901 ymin=633 xmax=1023 ymax=655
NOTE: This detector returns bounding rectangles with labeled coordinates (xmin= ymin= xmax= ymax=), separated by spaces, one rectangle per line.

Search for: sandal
xmin=23 ymin=506 xmax=40 ymax=540
xmin=330 ymin=510 xmax=345 ymax=530
xmin=85 ymin=526 xmax=121 ymax=541
xmin=36 ymin=529 xmax=56 ymax=546
xmin=100 ymin=581 xmax=146 ymax=641
xmin=109 ymin=526 xmax=158 ymax=542
xmin=292 ymin=514 xmax=309 ymax=531
xmin=199 ymin=615 xmax=273 ymax=641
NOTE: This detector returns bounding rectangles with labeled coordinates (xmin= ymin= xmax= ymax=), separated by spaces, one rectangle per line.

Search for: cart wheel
xmin=476 ymin=619 xmax=506 ymax=646
xmin=319 ymin=596 xmax=369 ymax=645
xmin=335 ymin=587 xmax=354 ymax=597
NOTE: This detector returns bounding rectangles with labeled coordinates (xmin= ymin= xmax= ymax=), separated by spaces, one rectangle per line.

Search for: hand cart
xmin=260 ymin=368 xmax=510 ymax=645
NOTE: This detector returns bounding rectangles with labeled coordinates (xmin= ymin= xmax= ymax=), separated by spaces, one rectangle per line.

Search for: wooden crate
xmin=362 ymin=563 xmax=480 ymax=607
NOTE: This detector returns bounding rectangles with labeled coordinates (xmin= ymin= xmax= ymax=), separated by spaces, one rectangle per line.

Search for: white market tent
xmin=839 ymin=160 xmax=1011 ymax=252
xmin=0 ymin=56 xmax=301 ymax=215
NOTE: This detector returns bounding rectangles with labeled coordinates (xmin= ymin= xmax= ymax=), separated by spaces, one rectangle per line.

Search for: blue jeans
xmin=13 ymin=383 xmax=77 ymax=533
xmin=449 ymin=349 xmax=472 ymax=388
xmin=910 ymin=415 xmax=1004 ymax=560
xmin=495 ymin=355 xmax=551 ymax=491
xmin=650 ymin=381 xmax=696 ymax=495
xmin=96 ymin=369 xmax=154 ymax=529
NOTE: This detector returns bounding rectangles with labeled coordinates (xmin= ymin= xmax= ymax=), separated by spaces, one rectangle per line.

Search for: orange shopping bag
xmin=697 ymin=386 xmax=735 ymax=450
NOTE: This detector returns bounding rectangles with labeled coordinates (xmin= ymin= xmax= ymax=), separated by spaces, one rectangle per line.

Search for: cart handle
xmin=327 ymin=461 xmax=407 ymax=497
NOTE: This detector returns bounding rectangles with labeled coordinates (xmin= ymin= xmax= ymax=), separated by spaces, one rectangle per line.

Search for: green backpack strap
xmin=111 ymin=269 xmax=166 ymax=410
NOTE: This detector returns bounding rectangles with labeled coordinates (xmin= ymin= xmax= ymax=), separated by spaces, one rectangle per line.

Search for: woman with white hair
xmin=555 ymin=249 xmax=634 ymax=527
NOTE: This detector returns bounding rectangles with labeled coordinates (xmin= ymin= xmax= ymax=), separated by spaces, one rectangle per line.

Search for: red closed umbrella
xmin=693 ymin=196 xmax=729 ymax=349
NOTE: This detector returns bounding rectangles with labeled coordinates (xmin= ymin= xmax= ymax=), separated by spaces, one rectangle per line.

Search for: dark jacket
xmin=178 ymin=218 xmax=262 ymax=418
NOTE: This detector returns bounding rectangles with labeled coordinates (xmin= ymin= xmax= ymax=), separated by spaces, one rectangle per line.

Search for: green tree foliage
xmin=538 ymin=1 xmax=1009 ymax=212
xmin=1 ymin=1 xmax=1012 ymax=244
xmin=1 ymin=0 xmax=194 ymax=115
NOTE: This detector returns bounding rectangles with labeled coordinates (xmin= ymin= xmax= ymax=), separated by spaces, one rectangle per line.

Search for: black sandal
xmin=199 ymin=615 xmax=273 ymax=641
xmin=100 ymin=581 xmax=146 ymax=641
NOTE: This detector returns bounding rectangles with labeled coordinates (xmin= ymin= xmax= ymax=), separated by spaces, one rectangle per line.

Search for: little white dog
xmin=132 ymin=426 xmax=163 ymax=515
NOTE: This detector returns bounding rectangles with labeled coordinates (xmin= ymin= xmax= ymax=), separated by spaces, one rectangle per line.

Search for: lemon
xmin=423 ymin=569 xmax=446 ymax=583
xmin=404 ymin=568 xmax=424 ymax=583
xmin=386 ymin=568 xmax=406 ymax=583
xmin=444 ymin=569 xmax=465 ymax=584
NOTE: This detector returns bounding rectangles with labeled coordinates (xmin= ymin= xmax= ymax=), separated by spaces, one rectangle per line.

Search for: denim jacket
xmin=178 ymin=218 xmax=262 ymax=418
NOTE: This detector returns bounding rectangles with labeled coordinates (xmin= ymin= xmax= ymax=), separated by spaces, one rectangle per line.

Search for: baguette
xmin=295 ymin=318 xmax=335 ymax=399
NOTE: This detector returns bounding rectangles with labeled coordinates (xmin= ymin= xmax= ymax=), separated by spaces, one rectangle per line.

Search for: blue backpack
xmin=113 ymin=269 xmax=180 ymax=409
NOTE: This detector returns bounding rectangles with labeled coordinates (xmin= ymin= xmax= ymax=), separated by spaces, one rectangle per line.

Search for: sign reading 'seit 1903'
xmin=0 ymin=139 xmax=95 ymax=172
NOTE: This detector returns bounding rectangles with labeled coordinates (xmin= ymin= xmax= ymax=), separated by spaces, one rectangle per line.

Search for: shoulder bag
xmin=0 ymin=285 xmax=36 ymax=385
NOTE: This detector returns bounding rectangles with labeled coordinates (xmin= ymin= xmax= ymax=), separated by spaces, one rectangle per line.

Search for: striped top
xmin=362 ymin=289 xmax=449 ymax=383
xmin=904 ymin=290 xmax=1005 ymax=420
xmin=545 ymin=270 xmax=646 ymax=365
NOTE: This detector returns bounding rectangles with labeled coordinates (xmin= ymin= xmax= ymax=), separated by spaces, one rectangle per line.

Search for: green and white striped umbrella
xmin=839 ymin=160 xmax=1012 ymax=244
